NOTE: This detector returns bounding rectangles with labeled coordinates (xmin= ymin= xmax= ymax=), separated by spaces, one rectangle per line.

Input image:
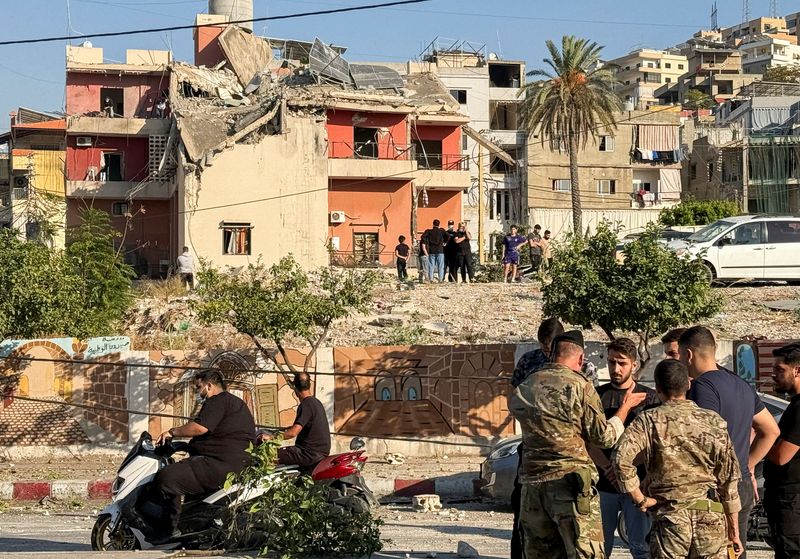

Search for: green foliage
xmin=658 ymin=200 xmax=740 ymax=227
xmin=0 ymin=209 xmax=133 ymax=341
xmin=684 ymin=88 xmax=713 ymax=110
xmin=543 ymin=222 xmax=722 ymax=361
xmin=194 ymin=256 xmax=378 ymax=372
xmin=763 ymin=64 xmax=800 ymax=84
xmin=382 ymin=323 xmax=429 ymax=346
xmin=223 ymin=439 xmax=383 ymax=557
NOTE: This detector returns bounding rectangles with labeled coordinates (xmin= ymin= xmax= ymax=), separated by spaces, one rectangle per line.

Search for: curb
xmin=0 ymin=475 xmax=481 ymax=501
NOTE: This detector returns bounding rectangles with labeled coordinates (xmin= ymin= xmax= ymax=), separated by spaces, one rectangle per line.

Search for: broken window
xmin=552 ymin=179 xmax=571 ymax=192
xmin=490 ymin=189 xmax=511 ymax=221
xmin=100 ymin=88 xmax=124 ymax=117
xmin=596 ymin=179 xmax=617 ymax=195
xmin=490 ymin=101 xmax=519 ymax=130
xmin=449 ymin=89 xmax=467 ymax=104
xmin=599 ymin=136 xmax=615 ymax=152
xmin=181 ymin=82 xmax=209 ymax=98
xmin=353 ymin=127 xmax=378 ymax=159
xmin=353 ymin=232 xmax=379 ymax=264
xmin=413 ymin=139 xmax=443 ymax=169
xmin=101 ymin=153 xmax=123 ymax=182
xmin=490 ymin=146 xmax=519 ymax=175
xmin=112 ymin=202 xmax=129 ymax=216
xmin=222 ymin=222 xmax=252 ymax=255
xmin=488 ymin=63 xmax=521 ymax=88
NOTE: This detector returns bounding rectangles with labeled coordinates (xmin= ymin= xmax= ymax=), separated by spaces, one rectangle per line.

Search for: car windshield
xmin=688 ymin=221 xmax=734 ymax=243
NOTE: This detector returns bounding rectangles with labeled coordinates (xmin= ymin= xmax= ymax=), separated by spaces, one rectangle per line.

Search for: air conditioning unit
xmin=14 ymin=176 xmax=28 ymax=188
xmin=329 ymin=211 xmax=346 ymax=224
xmin=76 ymin=136 xmax=93 ymax=147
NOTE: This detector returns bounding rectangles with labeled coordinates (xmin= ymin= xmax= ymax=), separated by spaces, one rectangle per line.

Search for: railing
xmin=11 ymin=187 xmax=27 ymax=200
xmin=415 ymin=153 xmax=470 ymax=171
xmin=329 ymin=141 xmax=415 ymax=161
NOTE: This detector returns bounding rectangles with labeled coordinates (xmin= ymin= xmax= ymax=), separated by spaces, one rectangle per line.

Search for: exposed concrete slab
xmin=67 ymin=116 xmax=170 ymax=137
xmin=763 ymin=299 xmax=800 ymax=312
xmin=218 ymin=26 xmax=272 ymax=88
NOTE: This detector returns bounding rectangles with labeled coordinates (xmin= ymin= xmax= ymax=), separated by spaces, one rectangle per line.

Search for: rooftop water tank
xmin=209 ymin=0 xmax=253 ymax=30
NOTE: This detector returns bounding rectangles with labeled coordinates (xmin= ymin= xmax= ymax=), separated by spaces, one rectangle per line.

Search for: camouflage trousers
xmin=649 ymin=509 xmax=729 ymax=559
xmin=520 ymin=477 xmax=605 ymax=559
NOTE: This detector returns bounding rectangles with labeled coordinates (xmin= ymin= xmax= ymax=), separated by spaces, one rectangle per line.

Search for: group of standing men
xmin=509 ymin=318 xmax=800 ymax=559
xmin=501 ymin=224 xmax=554 ymax=283
xmin=407 ymin=219 xmax=475 ymax=283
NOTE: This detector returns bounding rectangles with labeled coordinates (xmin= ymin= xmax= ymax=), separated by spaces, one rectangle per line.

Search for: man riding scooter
xmin=258 ymin=372 xmax=331 ymax=470
xmin=154 ymin=369 xmax=255 ymax=542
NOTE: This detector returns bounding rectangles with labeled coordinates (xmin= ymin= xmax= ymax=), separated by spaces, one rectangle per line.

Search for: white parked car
xmin=669 ymin=215 xmax=800 ymax=283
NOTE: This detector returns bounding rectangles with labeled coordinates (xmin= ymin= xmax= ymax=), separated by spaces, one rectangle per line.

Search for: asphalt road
xmin=0 ymin=503 xmax=776 ymax=559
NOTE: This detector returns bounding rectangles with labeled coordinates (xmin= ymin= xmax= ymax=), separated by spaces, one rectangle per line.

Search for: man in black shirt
xmin=590 ymin=338 xmax=659 ymax=559
xmin=260 ymin=372 xmax=331 ymax=470
xmin=155 ymin=369 xmax=256 ymax=538
xmin=444 ymin=220 xmax=458 ymax=282
xmin=765 ymin=342 xmax=800 ymax=559
xmin=453 ymin=222 xmax=474 ymax=283
xmin=422 ymin=219 xmax=446 ymax=282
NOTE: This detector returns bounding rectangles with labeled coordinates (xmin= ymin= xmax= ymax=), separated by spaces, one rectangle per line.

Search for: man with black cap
xmin=509 ymin=330 xmax=646 ymax=559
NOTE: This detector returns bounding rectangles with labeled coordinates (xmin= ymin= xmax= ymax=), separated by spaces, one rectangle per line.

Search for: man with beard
xmin=764 ymin=342 xmax=800 ymax=559
xmin=589 ymin=338 xmax=659 ymax=559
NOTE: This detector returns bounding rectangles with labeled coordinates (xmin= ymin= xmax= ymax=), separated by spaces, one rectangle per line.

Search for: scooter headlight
xmin=142 ymin=439 xmax=155 ymax=451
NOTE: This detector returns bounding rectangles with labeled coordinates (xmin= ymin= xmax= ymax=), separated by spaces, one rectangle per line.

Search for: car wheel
xmin=617 ymin=511 xmax=629 ymax=545
xmin=702 ymin=262 xmax=716 ymax=285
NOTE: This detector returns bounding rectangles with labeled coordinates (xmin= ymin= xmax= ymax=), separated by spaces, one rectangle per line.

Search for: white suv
xmin=670 ymin=215 xmax=800 ymax=282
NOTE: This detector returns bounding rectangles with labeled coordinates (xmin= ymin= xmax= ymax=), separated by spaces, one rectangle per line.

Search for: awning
xmin=659 ymin=169 xmax=682 ymax=199
xmin=462 ymin=125 xmax=515 ymax=165
xmin=638 ymin=124 xmax=679 ymax=152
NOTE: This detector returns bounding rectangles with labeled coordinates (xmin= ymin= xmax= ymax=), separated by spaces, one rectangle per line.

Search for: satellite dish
xmin=488 ymin=52 xmax=498 ymax=60
xmin=81 ymin=41 xmax=93 ymax=48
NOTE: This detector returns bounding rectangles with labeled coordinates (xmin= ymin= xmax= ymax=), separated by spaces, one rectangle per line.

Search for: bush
xmin=658 ymin=200 xmax=740 ymax=227
xmin=543 ymin=222 xmax=722 ymax=362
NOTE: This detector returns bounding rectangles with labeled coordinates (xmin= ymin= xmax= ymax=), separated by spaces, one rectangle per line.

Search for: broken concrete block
xmin=457 ymin=541 xmax=479 ymax=558
xmin=412 ymin=494 xmax=442 ymax=513
xmin=369 ymin=315 xmax=406 ymax=327
xmin=422 ymin=321 xmax=450 ymax=336
xmin=763 ymin=299 xmax=800 ymax=312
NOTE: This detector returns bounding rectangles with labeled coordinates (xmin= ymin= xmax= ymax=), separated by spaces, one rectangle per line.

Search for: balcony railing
xmin=329 ymin=141 xmax=415 ymax=161
xmin=11 ymin=187 xmax=28 ymax=200
xmin=415 ymin=153 xmax=470 ymax=171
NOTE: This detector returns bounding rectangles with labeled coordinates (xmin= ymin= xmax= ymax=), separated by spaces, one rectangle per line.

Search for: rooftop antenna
xmin=769 ymin=0 xmax=779 ymax=18
xmin=495 ymin=30 xmax=503 ymax=60
xmin=742 ymin=0 xmax=751 ymax=23
xmin=711 ymin=2 xmax=719 ymax=31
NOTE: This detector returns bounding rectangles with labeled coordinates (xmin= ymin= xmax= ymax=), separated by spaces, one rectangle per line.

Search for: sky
xmin=0 ymin=0 xmax=781 ymax=129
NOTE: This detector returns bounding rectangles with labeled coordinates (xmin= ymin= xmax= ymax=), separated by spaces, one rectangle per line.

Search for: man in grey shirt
xmin=176 ymin=246 xmax=195 ymax=291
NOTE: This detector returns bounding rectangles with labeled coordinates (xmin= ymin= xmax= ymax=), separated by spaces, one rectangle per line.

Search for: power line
xmin=0 ymin=0 xmax=435 ymax=47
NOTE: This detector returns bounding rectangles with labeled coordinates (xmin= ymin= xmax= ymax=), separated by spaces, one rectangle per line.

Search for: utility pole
xmin=741 ymin=139 xmax=749 ymax=213
xmin=742 ymin=0 xmax=751 ymax=23
xmin=770 ymin=0 xmax=779 ymax=18
xmin=478 ymin=145 xmax=485 ymax=264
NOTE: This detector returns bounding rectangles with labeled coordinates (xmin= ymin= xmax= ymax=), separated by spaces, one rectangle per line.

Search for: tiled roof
xmin=13 ymin=119 xmax=66 ymax=131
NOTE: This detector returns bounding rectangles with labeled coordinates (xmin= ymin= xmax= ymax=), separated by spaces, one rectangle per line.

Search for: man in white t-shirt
xmin=176 ymin=246 xmax=195 ymax=291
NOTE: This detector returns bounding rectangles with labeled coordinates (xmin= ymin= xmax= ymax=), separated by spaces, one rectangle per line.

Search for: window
xmin=101 ymin=153 xmax=123 ymax=181
xmin=678 ymin=64 xmax=685 ymax=70
xmin=552 ymin=179 xmax=571 ymax=192
xmin=353 ymin=127 xmax=378 ymax=159
xmin=462 ymin=133 xmax=468 ymax=151
xmin=449 ymin=89 xmax=467 ymax=104
xmin=490 ymin=101 xmax=519 ymax=130
xmin=596 ymin=179 xmax=616 ymax=195
xmin=488 ymin=63 xmax=521 ymax=87
xmin=665 ymin=62 xmax=672 ymax=69
xmin=723 ymin=222 xmax=763 ymax=245
xmin=413 ymin=139 xmax=443 ymax=169
xmin=690 ymin=163 xmax=698 ymax=180
xmin=221 ymin=222 xmax=252 ymax=255
xmin=112 ymin=202 xmax=129 ymax=216
xmin=599 ymin=136 xmax=615 ymax=152
xmin=100 ymin=87 xmax=124 ymax=117
xmin=665 ymin=77 xmax=672 ymax=83
xmin=353 ymin=232 xmax=379 ymax=264
xmin=766 ymin=221 xmax=800 ymax=244
xmin=490 ymin=189 xmax=511 ymax=220
xmin=707 ymin=162 xmax=714 ymax=179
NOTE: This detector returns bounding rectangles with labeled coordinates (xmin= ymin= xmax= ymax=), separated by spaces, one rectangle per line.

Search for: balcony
xmin=328 ymin=141 xmax=417 ymax=180
xmin=489 ymin=87 xmax=521 ymax=102
xmin=412 ymin=154 xmax=470 ymax=189
xmin=486 ymin=130 xmax=527 ymax=146
xmin=67 ymin=116 xmax=170 ymax=137
xmin=66 ymin=179 xmax=176 ymax=199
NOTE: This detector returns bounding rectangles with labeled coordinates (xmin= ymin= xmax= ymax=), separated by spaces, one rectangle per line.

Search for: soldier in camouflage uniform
xmin=612 ymin=359 xmax=743 ymax=559
xmin=509 ymin=330 xmax=646 ymax=559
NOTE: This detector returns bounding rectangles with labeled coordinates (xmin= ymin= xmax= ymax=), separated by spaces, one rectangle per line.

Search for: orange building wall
xmin=328 ymin=179 xmax=412 ymax=265
xmin=194 ymin=25 xmax=226 ymax=67
xmin=416 ymin=190 xmax=462 ymax=237
xmin=326 ymin=109 xmax=408 ymax=159
xmin=412 ymin=124 xmax=462 ymax=167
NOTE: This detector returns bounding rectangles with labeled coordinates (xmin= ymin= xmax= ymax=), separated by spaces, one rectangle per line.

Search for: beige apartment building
xmin=609 ymin=49 xmax=689 ymax=109
xmin=527 ymin=110 xmax=684 ymax=216
xmin=722 ymin=17 xmax=788 ymax=44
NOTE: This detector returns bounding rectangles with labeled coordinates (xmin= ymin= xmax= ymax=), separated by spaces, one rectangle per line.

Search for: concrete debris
xmin=385 ymin=452 xmax=407 ymax=465
xmin=762 ymin=299 xmax=800 ymax=312
xmin=369 ymin=315 xmax=406 ymax=328
xmin=422 ymin=321 xmax=450 ymax=336
xmin=412 ymin=494 xmax=442 ymax=513
xmin=457 ymin=541 xmax=479 ymax=558
xmin=218 ymin=25 xmax=273 ymax=88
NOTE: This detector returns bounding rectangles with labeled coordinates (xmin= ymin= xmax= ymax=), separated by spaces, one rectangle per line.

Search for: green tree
xmin=684 ymin=88 xmax=713 ymax=110
xmin=519 ymin=36 xmax=622 ymax=233
xmin=65 ymin=208 xmax=135 ymax=337
xmin=763 ymin=64 xmax=800 ymax=84
xmin=543 ymin=223 xmax=722 ymax=361
xmin=194 ymin=256 xmax=378 ymax=374
xmin=658 ymin=200 xmax=740 ymax=227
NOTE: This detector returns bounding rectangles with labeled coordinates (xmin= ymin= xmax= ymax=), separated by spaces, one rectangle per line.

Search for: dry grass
xmin=135 ymin=276 xmax=187 ymax=300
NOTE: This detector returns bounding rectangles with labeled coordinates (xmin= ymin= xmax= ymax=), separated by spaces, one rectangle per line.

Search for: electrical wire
xmin=0 ymin=0 xmax=436 ymax=46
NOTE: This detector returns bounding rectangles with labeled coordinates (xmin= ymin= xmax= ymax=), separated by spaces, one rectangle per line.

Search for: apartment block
xmin=739 ymin=35 xmax=800 ymax=74
xmin=608 ymin=49 xmax=688 ymax=109
xmin=64 ymin=45 xmax=175 ymax=278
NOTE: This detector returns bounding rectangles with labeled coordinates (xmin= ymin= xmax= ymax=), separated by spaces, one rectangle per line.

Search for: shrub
xmin=658 ymin=200 xmax=740 ymax=227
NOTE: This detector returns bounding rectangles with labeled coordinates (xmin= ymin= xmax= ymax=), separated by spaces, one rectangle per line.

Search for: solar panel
xmin=309 ymin=38 xmax=351 ymax=84
xmin=350 ymin=64 xmax=405 ymax=90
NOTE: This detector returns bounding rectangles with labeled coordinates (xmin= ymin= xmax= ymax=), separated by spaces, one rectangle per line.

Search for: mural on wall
xmin=0 ymin=337 xmax=131 ymax=446
xmin=733 ymin=341 xmax=758 ymax=385
xmin=333 ymin=345 xmax=516 ymax=439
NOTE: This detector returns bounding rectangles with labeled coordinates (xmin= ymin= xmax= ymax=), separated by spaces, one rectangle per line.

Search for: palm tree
xmin=519 ymin=36 xmax=622 ymax=233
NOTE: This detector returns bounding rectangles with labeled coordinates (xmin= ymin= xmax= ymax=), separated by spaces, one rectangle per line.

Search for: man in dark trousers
xmin=681 ymin=326 xmax=780 ymax=558
xmin=260 ymin=372 xmax=331 ymax=471
xmin=155 ymin=369 xmax=255 ymax=541
xmin=509 ymin=317 xmax=564 ymax=559
xmin=422 ymin=219 xmax=446 ymax=282
xmin=765 ymin=342 xmax=800 ymax=559
xmin=444 ymin=220 xmax=459 ymax=282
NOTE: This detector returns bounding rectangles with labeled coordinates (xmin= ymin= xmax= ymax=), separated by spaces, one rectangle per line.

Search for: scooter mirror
xmin=349 ymin=437 xmax=366 ymax=451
